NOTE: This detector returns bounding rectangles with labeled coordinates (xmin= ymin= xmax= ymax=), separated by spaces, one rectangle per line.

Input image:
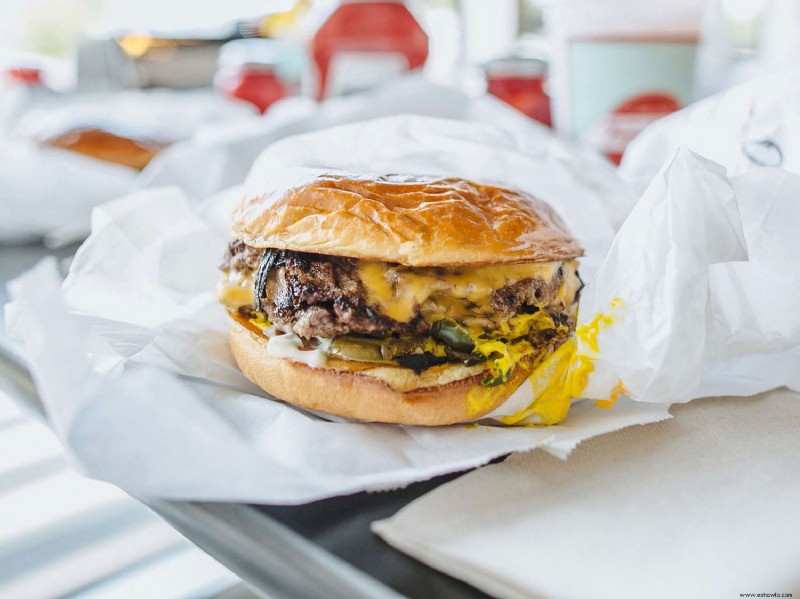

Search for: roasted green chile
xmin=328 ymin=336 xmax=389 ymax=363
xmin=431 ymin=319 xmax=475 ymax=353
xmin=329 ymin=318 xmax=509 ymax=373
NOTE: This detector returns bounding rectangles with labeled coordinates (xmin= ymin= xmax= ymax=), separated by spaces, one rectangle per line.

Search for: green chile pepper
xmin=380 ymin=336 xmax=427 ymax=360
xmin=328 ymin=337 xmax=391 ymax=363
xmin=330 ymin=327 xmax=486 ymax=373
xmin=431 ymin=319 xmax=475 ymax=353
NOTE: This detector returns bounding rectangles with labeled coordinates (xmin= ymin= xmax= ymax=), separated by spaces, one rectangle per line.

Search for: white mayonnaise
xmin=266 ymin=332 xmax=328 ymax=368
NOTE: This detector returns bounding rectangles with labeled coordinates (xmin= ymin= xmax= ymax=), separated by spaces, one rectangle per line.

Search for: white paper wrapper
xmin=0 ymin=89 xmax=254 ymax=245
xmin=9 ymin=113 xmax=795 ymax=504
xmin=577 ymin=148 xmax=800 ymax=404
xmin=6 ymin=115 xmax=671 ymax=504
xmin=0 ymin=140 xmax=137 ymax=244
xmin=12 ymin=89 xmax=256 ymax=144
xmin=620 ymin=67 xmax=800 ymax=194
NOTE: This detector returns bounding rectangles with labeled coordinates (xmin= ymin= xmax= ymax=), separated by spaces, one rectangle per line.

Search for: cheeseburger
xmin=218 ymin=174 xmax=583 ymax=425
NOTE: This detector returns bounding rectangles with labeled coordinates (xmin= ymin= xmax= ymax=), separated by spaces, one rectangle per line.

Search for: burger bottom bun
xmin=227 ymin=315 xmax=540 ymax=426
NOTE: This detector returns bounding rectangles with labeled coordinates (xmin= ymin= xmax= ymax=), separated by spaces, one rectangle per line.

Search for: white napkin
xmin=373 ymin=389 xmax=800 ymax=599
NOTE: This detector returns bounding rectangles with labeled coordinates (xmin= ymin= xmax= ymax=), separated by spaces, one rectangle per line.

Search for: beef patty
xmin=220 ymin=241 xmax=574 ymax=340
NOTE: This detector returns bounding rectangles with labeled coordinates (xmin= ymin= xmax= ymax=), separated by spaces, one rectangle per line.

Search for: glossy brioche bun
xmin=45 ymin=127 xmax=165 ymax=170
xmin=231 ymin=174 xmax=583 ymax=267
xmin=228 ymin=315 xmax=538 ymax=426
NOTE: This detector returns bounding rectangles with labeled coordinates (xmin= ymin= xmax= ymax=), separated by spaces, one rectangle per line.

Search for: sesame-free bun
xmin=231 ymin=174 xmax=582 ymax=267
xmin=44 ymin=127 xmax=165 ymax=170
xmin=228 ymin=315 xmax=539 ymax=426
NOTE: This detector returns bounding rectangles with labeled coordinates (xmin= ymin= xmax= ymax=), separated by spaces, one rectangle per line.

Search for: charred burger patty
xmin=219 ymin=240 xmax=582 ymax=380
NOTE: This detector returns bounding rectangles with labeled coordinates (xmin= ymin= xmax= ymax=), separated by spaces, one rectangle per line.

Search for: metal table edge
xmin=0 ymin=341 xmax=405 ymax=599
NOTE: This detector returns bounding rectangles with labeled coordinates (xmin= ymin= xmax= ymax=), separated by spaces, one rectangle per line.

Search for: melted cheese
xmin=216 ymin=271 xmax=254 ymax=310
xmin=358 ymin=261 xmax=561 ymax=323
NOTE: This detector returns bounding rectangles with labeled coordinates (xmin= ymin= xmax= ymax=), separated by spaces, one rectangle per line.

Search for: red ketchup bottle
xmin=6 ymin=66 xmax=43 ymax=87
xmin=221 ymin=65 xmax=287 ymax=114
xmin=485 ymin=56 xmax=552 ymax=127
xmin=310 ymin=0 xmax=428 ymax=100
xmin=215 ymin=40 xmax=292 ymax=114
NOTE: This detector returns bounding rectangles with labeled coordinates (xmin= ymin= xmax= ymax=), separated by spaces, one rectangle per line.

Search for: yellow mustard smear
xmin=576 ymin=296 xmax=624 ymax=353
xmin=248 ymin=312 xmax=272 ymax=332
xmin=595 ymin=380 xmax=627 ymax=409
xmin=466 ymin=352 xmax=537 ymax=419
xmin=464 ymin=311 xmax=564 ymax=417
xmin=498 ymin=337 xmax=582 ymax=425
xmin=468 ymin=298 xmax=627 ymax=426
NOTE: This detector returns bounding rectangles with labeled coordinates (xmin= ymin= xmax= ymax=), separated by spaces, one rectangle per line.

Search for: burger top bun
xmin=230 ymin=174 xmax=583 ymax=267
